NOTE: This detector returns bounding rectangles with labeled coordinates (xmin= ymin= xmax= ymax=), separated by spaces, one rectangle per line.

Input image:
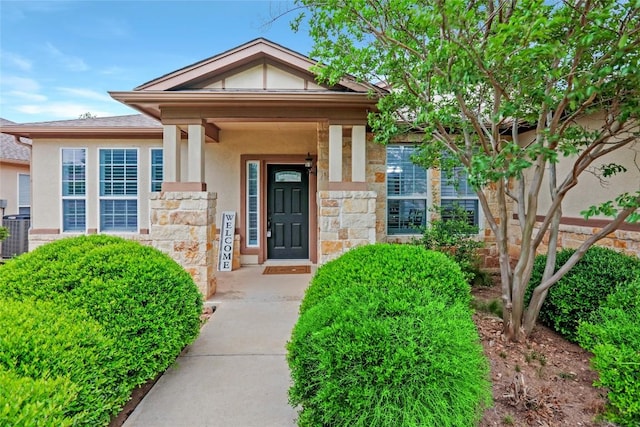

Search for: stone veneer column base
xmin=318 ymin=190 xmax=377 ymax=264
xmin=150 ymin=191 xmax=217 ymax=298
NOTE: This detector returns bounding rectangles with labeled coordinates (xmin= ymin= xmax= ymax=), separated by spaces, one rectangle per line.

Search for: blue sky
xmin=0 ymin=0 xmax=313 ymax=123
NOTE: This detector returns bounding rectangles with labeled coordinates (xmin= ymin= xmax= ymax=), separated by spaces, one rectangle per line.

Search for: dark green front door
xmin=267 ymin=165 xmax=309 ymax=259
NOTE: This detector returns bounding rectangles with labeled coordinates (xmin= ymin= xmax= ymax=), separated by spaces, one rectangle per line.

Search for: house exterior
xmin=1 ymin=39 xmax=638 ymax=296
xmin=0 ymin=118 xmax=31 ymax=257
xmin=0 ymin=118 xmax=31 ymax=217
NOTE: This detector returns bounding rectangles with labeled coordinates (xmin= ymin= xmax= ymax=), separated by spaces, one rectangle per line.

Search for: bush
xmin=0 ymin=226 xmax=8 ymax=242
xmin=577 ymin=279 xmax=640 ymax=426
xmin=300 ymin=244 xmax=471 ymax=314
xmin=526 ymin=246 xmax=640 ymax=341
xmin=0 ymin=298 xmax=120 ymax=425
xmin=288 ymin=246 xmax=491 ymax=426
xmin=0 ymin=235 xmax=202 ymax=424
xmin=0 ymin=366 xmax=77 ymax=427
xmin=413 ymin=205 xmax=490 ymax=286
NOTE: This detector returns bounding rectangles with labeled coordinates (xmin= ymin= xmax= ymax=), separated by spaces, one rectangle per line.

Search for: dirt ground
xmin=472 ymin=285 xmax=614 ymax=427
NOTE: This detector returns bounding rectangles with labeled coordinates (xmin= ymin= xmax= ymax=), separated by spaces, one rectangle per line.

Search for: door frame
xmin=266 ymin=163 xmax=310 ymax=260
xmin=240 ymin=154 xmax=317 ymax=264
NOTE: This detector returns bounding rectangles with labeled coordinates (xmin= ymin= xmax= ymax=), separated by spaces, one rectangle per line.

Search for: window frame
xmin=245 ymin=160 xmax=260 ymax=248
xmin=386 ymin=144 xmax=430 ymax=235
xmin=98 ymin=147 xmax=139 ymax=233
xmin=440 ymin=163 xmax=482 ymax=229
xmin=60 ymin=148 xmax=87 ymax=233
xmin=150 ymin=147 xmax=163 ymax=192
xmin=17 ymin=172 xmax=30 ymax=215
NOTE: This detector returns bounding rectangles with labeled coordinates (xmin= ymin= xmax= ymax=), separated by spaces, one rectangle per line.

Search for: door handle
xmin=267 ymin=216 xmax=272 ymax=238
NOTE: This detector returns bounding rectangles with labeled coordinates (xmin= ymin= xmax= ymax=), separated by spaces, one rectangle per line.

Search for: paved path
xmin=123 ymin=266 xmax=311 ymax=427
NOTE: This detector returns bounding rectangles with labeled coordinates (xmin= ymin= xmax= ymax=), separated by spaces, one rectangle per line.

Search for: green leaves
xmin=288 ymin=244 xmax=491 ymax=426
xmin=582 ymin=191 xmax=640 ymax=222
xmin=577 ymin=279 xmax=640 ymax=426
xmin=0 ymin=235 xmax=203 ymax=425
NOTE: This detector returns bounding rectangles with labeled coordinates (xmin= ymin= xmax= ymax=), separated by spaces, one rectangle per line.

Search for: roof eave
xmin=0 ymin=126 xmax=162 ymax=139
xmin=109 ymin=90 xmax=381 ymax=108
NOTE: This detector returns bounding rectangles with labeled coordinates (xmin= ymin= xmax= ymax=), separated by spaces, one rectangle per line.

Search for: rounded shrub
xmin=300 ymin=244 xmax=471 ymax=314
xmin=0 ymin=235 xmax=203 ymax=424
xmin=288 ymin=285 xmax=491 ymax=427
xmin=577 ymin=278 xmax=640 ymax=427
xmin=526 ymin=246 xmax=640 ymax=341
xmin=0 ymin=298 xmax=118 ymax=425
xmin=0 ymin=366 xmax=77 ymax=427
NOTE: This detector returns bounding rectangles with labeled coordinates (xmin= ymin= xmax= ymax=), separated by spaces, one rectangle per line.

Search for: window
xmin=99 ymin=148 xmax=138 ymax=232
xmin=440 ymin=164 xmax=480 ymax=227
xmin=246 ymin=161 xmax=260 ymax=247
xmin=150 ymin=148 xmax=163 ymax=192
xmin=386 ymin=145 xmax=428 ymax=234
xmin=17 ymin=173 xmax=30 ymax=215
xmin=61 ymin=149 xmax=86 ymax=232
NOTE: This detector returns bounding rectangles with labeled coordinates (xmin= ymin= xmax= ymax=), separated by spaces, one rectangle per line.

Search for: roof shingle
xmin=0 ymin=118 xmax=31 ymax=162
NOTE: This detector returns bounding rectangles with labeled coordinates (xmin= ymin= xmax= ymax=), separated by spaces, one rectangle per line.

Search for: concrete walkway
xmin=123 ymin=265 xmax=312 ymax=427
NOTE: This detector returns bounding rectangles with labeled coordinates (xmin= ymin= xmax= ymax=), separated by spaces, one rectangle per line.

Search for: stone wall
xmin=507 ymin=219 xmax=640 ymax=260
xmin=318 ymin=190 xmax=377 ymax=263
xmin=28 ymin=232 xmax=153 ymax=252
xmin=150 ymin=191 xmax=217 ymax=297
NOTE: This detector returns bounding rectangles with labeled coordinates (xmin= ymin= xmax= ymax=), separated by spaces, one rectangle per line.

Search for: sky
xmin=0 ymin=0 xmax=314 ymax=123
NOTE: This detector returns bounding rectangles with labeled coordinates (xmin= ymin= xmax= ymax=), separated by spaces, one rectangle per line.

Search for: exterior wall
xmin=204 ymin=125 xmax=317 ymax=221
xmin=30 ymin=137 xmax=162 ymax=233
xmin=504 ymin=115 xmax=640 ymax=260
xmin=318 ymin=190 xmax=377 ymax=263
xmin=0 ymin=162 xmax=29 ymax=215
xmin=507 ymin=220 xmax=640 ymax=259
xmin=199 ymin=63 xmax=324 ymax=91
xmin=149 ymin=191 xmax=217 ymax=297
xmin=315 ymin=123 xmax=385 ymax=261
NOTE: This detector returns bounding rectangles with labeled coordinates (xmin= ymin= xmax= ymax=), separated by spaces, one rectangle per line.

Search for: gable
xmin=134 ymin=38 xmax=375 ymax=93
xmin=186 ymin=60 xmax=326 ymax=91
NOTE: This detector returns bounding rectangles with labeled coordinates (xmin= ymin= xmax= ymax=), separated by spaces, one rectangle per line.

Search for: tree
xmin=294 ymin=0 xmax=640 ymax=341
xmin=78 ymin=112 xmax=97 ymax=119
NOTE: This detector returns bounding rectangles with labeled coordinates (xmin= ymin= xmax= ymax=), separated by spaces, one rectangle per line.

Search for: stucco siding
xmin=31 ymin=138 xmax=162 ymax=232
xmin=520 ymin=115 xmax=639 ymax=220
xmin=0 ymin=162 xmax=30 ymax=215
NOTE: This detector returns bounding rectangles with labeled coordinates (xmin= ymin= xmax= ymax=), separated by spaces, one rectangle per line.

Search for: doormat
xmin=263 ymin=265 xmax=311 ymax=275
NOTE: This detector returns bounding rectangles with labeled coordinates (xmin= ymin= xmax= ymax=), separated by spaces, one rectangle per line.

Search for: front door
xmin=267 ymin=165 xmax=309 ymax=259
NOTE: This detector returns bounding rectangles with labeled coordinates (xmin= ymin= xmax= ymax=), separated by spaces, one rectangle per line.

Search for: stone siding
xmin=318 ymin=190 xmax=377 ymax=263
xmin=507 ymin=219 xmax=640 ymax=261
xmin=150 ymin=191 xmax=217 ymax=297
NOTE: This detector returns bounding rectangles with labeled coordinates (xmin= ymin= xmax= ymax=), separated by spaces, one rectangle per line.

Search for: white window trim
xmin=150 ymin=147 xmax=163 ymax=192
xmin=439 ymin=155 xmax=483 ymax=232
xmin=17 ymin=172 xmax=30 ymax=213
xmin=246 ymin=160 xmax=260 ymax=248
xmin=386 ymin=144 xmax=431 ymax=235
xmin=60 ymin=148 xmax=87 ymax=233
xmin=98 ymin=147 xmax=140 ymax=234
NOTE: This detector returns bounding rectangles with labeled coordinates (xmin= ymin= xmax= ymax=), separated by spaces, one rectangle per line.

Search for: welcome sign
xmin=218 ymin=211 xmax=236 ymax=271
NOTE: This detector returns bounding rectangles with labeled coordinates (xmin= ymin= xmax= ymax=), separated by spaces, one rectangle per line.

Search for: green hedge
xmin=0 ymin=366 xmax=77 ymax=427
xmin=526 ymin=246 xmax=640 ymax=341
xmin=288 ymin=245 xmax=491 ymax=426
xmin=0 ymin=298 xmax=118 ymax=425
xmin=577 ymin=278 xmax=640 ymax=427
xmin=301 ymin=244 xmax=471 ymax=314
xmin=0 ymin=235 xmax=202 ymax=425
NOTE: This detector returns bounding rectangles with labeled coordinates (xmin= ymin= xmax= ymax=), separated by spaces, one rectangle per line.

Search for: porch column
xmin=150 ymin=191 xmax=218 ymax=297
xmin=352 ymin=125 xmax=366 ymax=182
xmin=162 ymin=125 xmax=181 ymax=182
xmin=188 ymin=122 xmax=205 ymax=184
xmin=329 ymin=124 xmax=343 ymax=182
